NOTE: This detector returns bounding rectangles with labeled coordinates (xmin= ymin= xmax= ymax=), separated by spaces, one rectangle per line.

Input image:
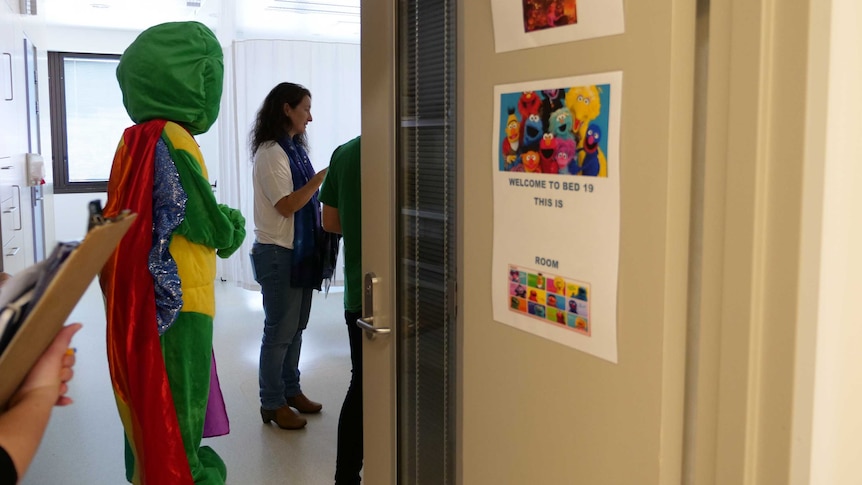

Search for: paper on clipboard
xmin=0 ymin=211 xmax=137 ymax=410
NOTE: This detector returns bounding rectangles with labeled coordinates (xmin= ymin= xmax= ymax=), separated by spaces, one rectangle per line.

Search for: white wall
xmin=792 ymin=0 xmax=862 ymax=483
xmin=43 ymin=28 xmax=131 ymax=248
xmin=807 ymin=0 xmax=862 ymax=482
xmin=52 ymin=192 xmax=106 ymax=242
xmin=43 ymin=27 xmax=225 ymax=248
xmin=44 ymin=26 xmax=138 ymax=54
xmin=44 ymin=26 xmax=354 ymax=289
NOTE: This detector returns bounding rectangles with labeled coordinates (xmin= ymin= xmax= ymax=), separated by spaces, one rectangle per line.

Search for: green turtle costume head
xmin=117 ymin=21 xmax=223 ymax=135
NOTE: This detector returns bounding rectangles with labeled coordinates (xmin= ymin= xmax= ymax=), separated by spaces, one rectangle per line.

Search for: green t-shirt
xmin=319 ymin=136 xmax=362 ymax=312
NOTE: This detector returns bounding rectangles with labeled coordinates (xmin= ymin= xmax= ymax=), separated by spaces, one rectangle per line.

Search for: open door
xmin=360 ymin=0 xmax=729 ymax=484
xmin=361 ymin=0 xmax=459 ymax=483
xmin=360 ymin=0 xmax=397 ymax=482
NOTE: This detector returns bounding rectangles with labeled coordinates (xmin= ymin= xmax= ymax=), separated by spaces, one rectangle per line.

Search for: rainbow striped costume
xmin=100 ymin=22 xmax=245 ymax=485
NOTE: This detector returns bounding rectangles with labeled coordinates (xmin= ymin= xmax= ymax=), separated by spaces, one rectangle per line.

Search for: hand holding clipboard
xmin=0 ymin=210 xmax=136 ymax=410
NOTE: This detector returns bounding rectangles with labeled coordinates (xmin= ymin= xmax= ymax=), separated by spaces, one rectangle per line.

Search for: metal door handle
xmin=357 ymin=316 xmax=390 ymax=336
xmin=356 ymin=272 xmax=390 ymax=339
xmin=12 ymin=185 xmax=21 ymax=230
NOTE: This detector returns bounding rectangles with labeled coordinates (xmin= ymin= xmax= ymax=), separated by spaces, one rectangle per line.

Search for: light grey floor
xmin=22 ymin=281 xmax=350 ymax=485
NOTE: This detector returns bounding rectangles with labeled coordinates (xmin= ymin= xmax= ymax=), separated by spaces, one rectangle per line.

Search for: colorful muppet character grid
xmin=498 ymin=84 xmax=611 ymax=178
xmin=508 ymin=265 xmax=590 ymax=335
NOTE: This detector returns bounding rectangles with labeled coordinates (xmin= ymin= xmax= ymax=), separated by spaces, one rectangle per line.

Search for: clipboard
xmin=0 ymin=211 xmax=136 ymax=410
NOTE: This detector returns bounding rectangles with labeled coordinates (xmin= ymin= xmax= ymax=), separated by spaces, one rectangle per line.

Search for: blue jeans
xmin=251 ymin=243 xmax=314 ymax=410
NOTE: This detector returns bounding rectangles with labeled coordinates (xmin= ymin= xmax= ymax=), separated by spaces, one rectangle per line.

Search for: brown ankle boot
xmin=260 ymin=405 xmax=307 ymax=429
xmin=286 ymin=393 xmax=323 ymax=414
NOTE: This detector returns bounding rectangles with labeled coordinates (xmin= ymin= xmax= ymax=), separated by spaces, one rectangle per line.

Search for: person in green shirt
xmin=318 ymin=136 xmax=362 ymax=484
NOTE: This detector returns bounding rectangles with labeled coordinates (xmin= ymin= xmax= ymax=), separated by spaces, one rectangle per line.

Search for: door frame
xmin=687 ymin=1 xmax=827 ymax=484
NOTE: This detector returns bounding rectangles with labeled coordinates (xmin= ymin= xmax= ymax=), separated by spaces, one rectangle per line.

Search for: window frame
xmin=48 ymin=51 xmax=121 ymax=194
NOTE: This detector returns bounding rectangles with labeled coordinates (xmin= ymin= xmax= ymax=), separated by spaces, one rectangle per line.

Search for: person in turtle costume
xmin=100 ymin=21 xmax=245 ymax=485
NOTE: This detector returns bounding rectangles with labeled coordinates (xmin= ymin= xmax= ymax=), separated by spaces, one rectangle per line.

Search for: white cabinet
xmin=0 ymin=7 xmax=18 ymax=160
xmin=0 ymin=9 xmax=34 ymax=275
xmin=0 ymin=157 xmax=27 ymax=274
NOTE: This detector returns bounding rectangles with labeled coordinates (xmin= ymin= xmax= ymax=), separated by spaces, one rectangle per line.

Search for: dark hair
xmin=250 ymin=82 xmax=312 ymax=156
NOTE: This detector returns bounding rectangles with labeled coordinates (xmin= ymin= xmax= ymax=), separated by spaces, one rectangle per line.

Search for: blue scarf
xmin=277 ymin=135 xmax=323 ymax=289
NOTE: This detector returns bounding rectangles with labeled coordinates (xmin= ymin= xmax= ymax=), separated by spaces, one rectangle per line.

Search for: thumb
xmin=45 ymin=323 xmax=82 ymax=361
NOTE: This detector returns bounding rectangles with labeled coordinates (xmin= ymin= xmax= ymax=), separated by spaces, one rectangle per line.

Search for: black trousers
xmin=335 ymin=310 xmax=364 ymax=485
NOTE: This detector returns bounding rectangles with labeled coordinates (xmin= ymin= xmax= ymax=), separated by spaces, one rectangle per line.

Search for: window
xmin=48 ymin=52 xmax=128 ymax=193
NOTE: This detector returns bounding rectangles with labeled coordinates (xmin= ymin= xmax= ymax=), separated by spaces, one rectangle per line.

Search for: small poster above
xmin=491 ymin=72 xmax=622 ymax=363
xmin=491 ymin=0 xmax=625 ymax=53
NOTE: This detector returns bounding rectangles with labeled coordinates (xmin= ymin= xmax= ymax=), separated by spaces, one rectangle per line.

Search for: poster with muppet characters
xmin=491 ymin=0 xmax=624 ymax=53
xmin=492 ymin=72 xmax=621 ymax=363
xmin=508 ymin=266 xmax=592 ymax=334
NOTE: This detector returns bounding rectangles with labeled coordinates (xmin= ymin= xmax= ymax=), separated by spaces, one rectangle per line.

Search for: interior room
xmin=2 ymin=0 xmax=861 ymax=484
xmin=1 ymin=0 xmax=360 ymax=483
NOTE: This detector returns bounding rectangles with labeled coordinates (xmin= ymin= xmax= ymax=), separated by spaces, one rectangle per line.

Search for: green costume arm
xmin=215 ymin=204 xmax=246 ymax=258
xmin=164 ymin=135 xmax=246 ymax=258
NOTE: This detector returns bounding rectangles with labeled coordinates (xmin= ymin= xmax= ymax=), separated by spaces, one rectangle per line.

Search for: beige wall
xmin=459 ymin=1 xmax=695 ymax=483
xmin=461 ymin=0 xmax=861 ymax=484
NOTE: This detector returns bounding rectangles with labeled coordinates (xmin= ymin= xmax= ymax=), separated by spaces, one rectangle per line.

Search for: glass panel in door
xmin=396 ymin=0 xmax=457 ymax=483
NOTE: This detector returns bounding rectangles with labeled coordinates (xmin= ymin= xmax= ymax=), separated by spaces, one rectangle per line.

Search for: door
xmin=361 ymin=0 xmax=459 ymax=483
xmin=361 ymin=1 xmax=720 ymax=484
xmin=23 ymin=35 xmax=45 ymax=262
xmin=360 ymin=0 xmax=397 ymax=481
